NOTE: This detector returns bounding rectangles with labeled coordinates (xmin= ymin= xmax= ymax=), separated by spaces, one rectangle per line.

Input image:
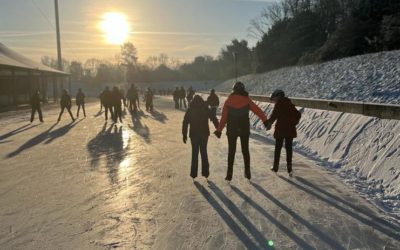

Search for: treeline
xmin=43 ymin=0 xmax=400 ymax=83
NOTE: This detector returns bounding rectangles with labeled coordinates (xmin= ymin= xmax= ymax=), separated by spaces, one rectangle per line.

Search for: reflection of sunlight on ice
xmin=122 ymin=128 xmax=130 ymax=149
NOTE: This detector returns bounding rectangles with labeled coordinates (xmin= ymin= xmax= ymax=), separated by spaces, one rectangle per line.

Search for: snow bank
xmin=217 ymin=50 xmax=400 ymax=104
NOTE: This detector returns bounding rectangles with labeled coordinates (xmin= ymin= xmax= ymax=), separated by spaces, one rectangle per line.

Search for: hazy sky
xmin=0 ymin=0 xmax=272 ymax=63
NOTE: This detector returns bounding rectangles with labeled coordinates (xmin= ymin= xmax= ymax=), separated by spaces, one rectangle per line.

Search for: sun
xmin=100 ymin=12 xmax=129 ymax=45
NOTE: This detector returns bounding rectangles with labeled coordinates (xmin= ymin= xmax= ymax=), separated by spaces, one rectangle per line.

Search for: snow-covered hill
xmin=217 ymin=50 xmax=400 ymax=104
xmin=213 ymin=51 xmax=400 ymax=220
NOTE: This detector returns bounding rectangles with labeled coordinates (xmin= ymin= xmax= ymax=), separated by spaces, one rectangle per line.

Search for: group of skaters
xmin=30 ymin=88 xmax=86 ymax=123
xmin=182 ymin=82 xmax=301 ymax=181
xmin=173 ymin=86 xmax=196 ymax=109
xmin=30 ymin=83 xmax=155 ymax=124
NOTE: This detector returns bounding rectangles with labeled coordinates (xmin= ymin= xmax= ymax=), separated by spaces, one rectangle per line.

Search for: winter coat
xmin=127 ymin=87 xmax=138 ymax=100
xmin=186 ymin=89 xmax=195 ymax=100
xmin=60 ymin=93 xmax=72 ymax=108
xmin=179 ymin=89 xmax=186 ymax=99
xmin=111 ymin=90 xmax=123 ymax=107
xmin=145 ymin=90 xmax=154 ymax=103
xmin=76 ymin=92 xmax=85 ymax=105
xmin=173 ymin=89 xmax=180 ymax=101
xmin=217 ymin=91 xmax=267 ymax=136
xmin=207 ymin=93 xmax=219 ymax=107
xmin=102 ymin=90 xmax=113 ymax=107
xmin=182 ymin=100 xmax=219 ymax=138
xmin=30 ymin=93 xmax=42 ymax=107
xmin=269 ymin=97 xmax=301 ymax=138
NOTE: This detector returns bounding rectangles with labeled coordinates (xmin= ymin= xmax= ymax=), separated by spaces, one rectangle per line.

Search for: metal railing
xmin=207 ymin=91 xmax=400 ymax=120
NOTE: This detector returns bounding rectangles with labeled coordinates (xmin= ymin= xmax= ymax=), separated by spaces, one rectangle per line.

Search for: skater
xmin=206 ymin=89 xmax=219 ymax=117
xmin=186 ymin=86 xmax=195 ymax=106
xmin=214 ymin=82 xmax=269 ymax=181
xmin=76 ymin=88 xmax=86 ymax=118
xmin=182 ymin=95 xmax=219 ymax=179
xmin=112 ymin=86 xmax=124 ymax=123
xmin=30 ymin=90 xmax=44 ymax=123
xmin=265 ymin=90 xmax=301 ymax=177
xmin=127 ymin=83 xmax=139 ymax=112
xmin=58 ymin=89 xmax=75 ymax=122
xmin=99 ymin=89 xmax=105 ymax=112
xmin=102 ymin=86 xmax=114 ymax=121
xmin=179 ymin=87 xmax=187 ymax=109
xmin=173 ymin=87 xmax=180 ymax=109
xmin=145 ymin=88 xmax=154 ymax=112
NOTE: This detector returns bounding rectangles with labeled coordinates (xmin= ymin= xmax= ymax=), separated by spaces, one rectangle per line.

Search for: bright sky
xmin=0 ymin=0 xmax=272 ymax=63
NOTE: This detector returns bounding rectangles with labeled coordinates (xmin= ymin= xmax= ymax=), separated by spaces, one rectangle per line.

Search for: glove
xmin=183 ymin=135 xmax=187 ymax=144
xmin=263 ymin=120 xmax=272 ymax=131
xmin=214 ymin=131 xmax=222 ymax=139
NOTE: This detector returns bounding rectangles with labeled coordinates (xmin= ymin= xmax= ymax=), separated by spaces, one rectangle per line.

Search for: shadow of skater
xmin=94 ymin=110 xmax=104 ymax=117
xmin=6 ymin=123 xmax=58 ymax=158
xmin=129 ymin=110 xmax=150 ymax=143
xmin=279 ymin=176 xmax=400 ymax=241
xmin=87 ymin=124 xmax=128 ymax=185
xmin=193 ymin=181 xmax=260 ymax=249
xmin=44 ymin=120 xmax=82 ymax=144
xmin=149 ymin=110 xmax=168 ymax=124
xmin=239 ymin=183 xmax=341 ymax=249
xmin=207 ymin=181 xmax=269 ymax=249
xmin=0 ymin=124 xmax=39 ymax=142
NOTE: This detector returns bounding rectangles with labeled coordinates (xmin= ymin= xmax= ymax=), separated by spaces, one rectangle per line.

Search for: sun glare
xmin=100 ymin=12 xmax=129 ymax=45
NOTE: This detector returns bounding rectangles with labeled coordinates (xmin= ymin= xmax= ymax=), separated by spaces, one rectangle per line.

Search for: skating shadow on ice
xmin=129 ymin=110 xmax=151 ymax=143
xmin=94 ymin=110 xmax=104 ymax=117
xmin=248 ymin=183 xmax=344 ymax=249
xmin=193 ymin=181 xmax=260 ymax=249
xmin=280 ymin=176 xmax=400 ymax=242
xmin=148 ymin=110 xmax=168 ymax=124
xmin=0 ymin=124 xmax=39 ymax=142
xmin=6 ymin=122 xmax=78 ymax=158
xmin=87 ymin=124 xmax=129 ymax=185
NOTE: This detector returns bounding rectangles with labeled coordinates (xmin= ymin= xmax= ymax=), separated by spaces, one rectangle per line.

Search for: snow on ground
xmin=217 ymin=50 xmax=400 ymax=104
xmin=1 ymin=98 xmax=399 ymax=249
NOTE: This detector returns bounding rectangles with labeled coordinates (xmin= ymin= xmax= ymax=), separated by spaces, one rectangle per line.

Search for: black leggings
xmin=273 ymin=137 xmax=293 ymax=172
xmin=227 ymin=134 xmax=250 ymax=180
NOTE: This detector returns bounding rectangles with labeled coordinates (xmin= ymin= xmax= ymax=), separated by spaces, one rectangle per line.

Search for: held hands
xmin=214 ymin=131 xmax=222 ymax=139
xmin=263 ymin=120 xmax=272 ymax=131
xmin=183 ymin=135 xmax=187 ymax=144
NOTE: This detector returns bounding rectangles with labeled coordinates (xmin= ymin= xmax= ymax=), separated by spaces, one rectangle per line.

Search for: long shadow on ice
xmin=0 ymin=124 xmax=39 ymax=142
xmin=280 ymin=176 xmax=400 ymax=242
xmin=87 ymin=123 xmax=128 ymax=185
xmin=148 ymin=110 xmax=168 ymax=124
xmin=248 ymin=183 xmax=344 ymax=250
xmin=193 ymin=181 xmax=260 ymax=249
xmin=128 ymin=110 xmax=150 ymax=143
xmin=207 ymin=181 xmax=270 ymax=249
xmin=295 ymin=176 xmax=400 ymax=232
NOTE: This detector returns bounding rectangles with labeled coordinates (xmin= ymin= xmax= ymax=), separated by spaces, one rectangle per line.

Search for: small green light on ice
xmin=268 ymin=240 xmax=274 ymax=247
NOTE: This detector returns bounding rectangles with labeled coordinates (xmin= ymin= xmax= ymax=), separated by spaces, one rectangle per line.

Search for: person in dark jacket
xmin=214 ymin=82 xmax=269 ymax=181
xmin=127 ymin=84 xmax=140 ymax=112
xmin=99 ymin=88 xmax=105 ymax=112
xmin=112 ymin=86 xmax=124 ymax=123
xmin=186 ymin=86 xmax=195 ymax=106
xmin=30 ymin=90 xmax=44 ymax=123
xmin=173 ymin=87 xmax=180 ymax=109
xmin=206 ymin=89 xmax=220 ymax=117
xmin=58 ymin=89 xmax=75 ymax=122
xmin=265 ymin=90 xmax=301 ymax=176
xmin=76 ymin=88 xmax=86 ymax=118
xmin=183 ymin=95 xmax=219 ymax=179
xmin=179 ymin=87 xmax=187 ymax=109
xmin=102 ymin=86 xmax=114 ymax=121
xmin=145 ymin=88 xmax=154 ymax=112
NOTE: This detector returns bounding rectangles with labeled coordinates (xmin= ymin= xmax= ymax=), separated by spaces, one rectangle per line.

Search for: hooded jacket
xmin=269 ymin=97 xmax=301 ymax=138
xmin=217 ymin=90 xmax=267 ymax=136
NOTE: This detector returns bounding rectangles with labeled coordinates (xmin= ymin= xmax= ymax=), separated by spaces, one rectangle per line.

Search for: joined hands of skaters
xmin=183 ymin=135 xmax=187 ymax=144
xmin=264 ymin=119 xmax=272 ymax=131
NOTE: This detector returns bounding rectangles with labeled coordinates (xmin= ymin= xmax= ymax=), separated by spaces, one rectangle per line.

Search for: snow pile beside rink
xmin=214 ymin=50 xmax=400 ymax=220
xmin=217 ymin=50 xmax=400 ymax=104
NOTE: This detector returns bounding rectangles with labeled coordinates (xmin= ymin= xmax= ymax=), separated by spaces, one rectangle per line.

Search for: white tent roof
xmin=0 ymin=43 xmax=68 ymax=75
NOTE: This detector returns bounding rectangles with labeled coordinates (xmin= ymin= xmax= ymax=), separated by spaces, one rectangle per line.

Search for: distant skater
xmin=58 ymin=89 xmax=75 ymax=122
xmin=76 ymin=88 xmax=86 ymax=118
xmin=127 ymin=84 xmax=140 ymax=112
xmin=102 ymin=86 xmax=114 ymax=121
xmin=206 ymin=89 xmax=219 ymax=117
xmin=179 ymin=87 xmax=187 ymax=109
xmin=183 ymin=95 xmax=219 ymax=179
xmin=265 ymin=90 xmax=301 ymax=177
xmin=99 ymin=88 xmax=105 ymax=112
xmin=145 ymin=88 xmax=154 ymax=112
xmin=112 ymin=86 xmax=124 ymax=123
xmin=173 ymin=87 xmax=180 ymax=109
xmin=186 ymin=86 xmax=195 ymax=106
xmin=214 ymin=82 xmax=269 ymax=181
xmin=30 ymin=90 xmax=44 ymax=123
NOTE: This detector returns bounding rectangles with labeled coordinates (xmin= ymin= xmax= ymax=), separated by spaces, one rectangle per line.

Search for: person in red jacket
xmin=214 ymin=82 xmax=269 ymax=181
xmin=265 ymin=90 xmax=301 ymax=177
